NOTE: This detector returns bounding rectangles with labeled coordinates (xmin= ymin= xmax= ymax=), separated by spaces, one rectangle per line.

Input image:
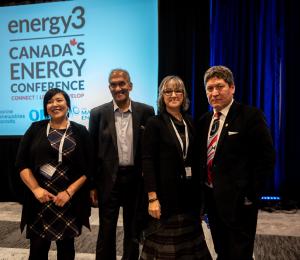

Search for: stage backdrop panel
xmin=0 ymin=0 xmax=158 ymax=136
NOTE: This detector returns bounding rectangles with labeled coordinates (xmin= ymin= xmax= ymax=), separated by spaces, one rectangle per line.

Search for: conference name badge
xmin=185 ymin=167 xmax=192 ymax=179
xmin=40 ymin=163 xmax=56 ymax=179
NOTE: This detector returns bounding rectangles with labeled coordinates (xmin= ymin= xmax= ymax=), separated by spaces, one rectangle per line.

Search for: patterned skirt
xmin=27 ymin=200 xmax=81 ymax=241
xmin=140 ymin=213 xmax=212 ymax=260
xmin=26 ymin=164 xmax=81 ymax=241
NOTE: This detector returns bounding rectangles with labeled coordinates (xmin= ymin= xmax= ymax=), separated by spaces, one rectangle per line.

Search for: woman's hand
xmin=32 ymin=187 xmax=55 ymax=203
xmin=53 ymin=190 xmax=71 ymax=207
xmin=20 ymin=168 xmax=55 ymax=203
xmin=148 ymin=199 xmax=161 ymax=219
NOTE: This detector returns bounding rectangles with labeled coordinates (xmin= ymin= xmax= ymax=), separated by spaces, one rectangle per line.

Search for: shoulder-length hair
xmin=157 ymin=75 xmax=190 ymax=113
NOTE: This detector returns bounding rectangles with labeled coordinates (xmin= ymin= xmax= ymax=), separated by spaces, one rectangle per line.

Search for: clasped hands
xmin=33 ymin=187 xmax=71 ymax=207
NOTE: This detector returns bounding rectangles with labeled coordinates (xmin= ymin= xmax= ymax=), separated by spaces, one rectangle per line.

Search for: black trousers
xmin=205 ymin=186 xmax=258 ymax=260
xmin=96 ymin=167 xmax=140 ymax=260
xmin=29 ymin=235 xmax=75 ymax=260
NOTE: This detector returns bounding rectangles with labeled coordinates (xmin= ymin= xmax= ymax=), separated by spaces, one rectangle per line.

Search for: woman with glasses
xmin=140 ymin=76 xmax=211 ymax=259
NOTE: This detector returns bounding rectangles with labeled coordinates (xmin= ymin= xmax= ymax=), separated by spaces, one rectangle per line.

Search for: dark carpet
xmin=1 ymin=221 xmax=299 ymax=259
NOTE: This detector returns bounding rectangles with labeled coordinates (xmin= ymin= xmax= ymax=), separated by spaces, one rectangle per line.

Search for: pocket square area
xmin=228 ymin=131 xmax=239 ymax=135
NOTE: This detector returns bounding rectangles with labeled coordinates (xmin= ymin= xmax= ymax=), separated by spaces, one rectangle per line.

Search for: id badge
xmin=40 ymin=164 xmax=56 ymax=179
xmin=185 ymin=167 xmax=192 ymax=179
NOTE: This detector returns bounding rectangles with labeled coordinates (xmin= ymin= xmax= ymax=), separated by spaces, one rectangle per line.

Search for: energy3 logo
xmin=8 ymin=6 xmax=85 ymax=35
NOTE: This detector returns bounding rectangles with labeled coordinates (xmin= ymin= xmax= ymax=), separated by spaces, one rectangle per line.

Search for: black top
xmin=15 ymin=120 xmax=94 ymax=233
xmin=142 ymin=112 xmax=201 ymax=218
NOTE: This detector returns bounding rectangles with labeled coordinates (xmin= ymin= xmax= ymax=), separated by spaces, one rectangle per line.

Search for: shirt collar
xmin=214 ymin=98 xmax=234 ymax=118
xmin=113 ymin=99 xmax=132 ymax=112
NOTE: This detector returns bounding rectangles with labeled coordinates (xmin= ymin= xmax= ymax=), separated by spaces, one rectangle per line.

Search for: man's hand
xmin=90 ymin=189 xmax=99 ymax=207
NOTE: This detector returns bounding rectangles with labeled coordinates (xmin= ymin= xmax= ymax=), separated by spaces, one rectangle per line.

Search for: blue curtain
xmin=209 ymin=0 xmax=285 ymax=194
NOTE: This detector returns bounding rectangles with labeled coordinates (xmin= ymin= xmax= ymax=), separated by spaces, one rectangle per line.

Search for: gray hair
xmin=108 ymin=68 xmax=132 ymax=84
xmin=157 ymin=75 xmax=190 ymax=113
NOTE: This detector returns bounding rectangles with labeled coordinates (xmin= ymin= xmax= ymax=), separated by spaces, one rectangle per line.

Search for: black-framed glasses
xmin=109 ymin=81 xmax=127 ymax=88
xmin=163 ymin=88 xmax=184 ymax=96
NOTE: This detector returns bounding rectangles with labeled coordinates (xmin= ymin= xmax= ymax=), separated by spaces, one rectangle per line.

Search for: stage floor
xmin=0 ymin=202 xmax=299 ymax=259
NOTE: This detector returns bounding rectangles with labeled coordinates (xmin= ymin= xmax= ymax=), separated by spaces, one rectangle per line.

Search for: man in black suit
xmin=196 ymin=66 xmax=275 ymax=260
xmin=89 ymin=69 xmax=155 ymax=260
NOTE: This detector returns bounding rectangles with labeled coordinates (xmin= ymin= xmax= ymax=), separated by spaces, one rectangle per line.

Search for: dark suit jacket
xmin=196 ymin=101 xmax=275 ymax=224
xmin=142 ymin=112 xmax=202 ymax=218
xmin=89 ymin=100 xmax=154 ymax=204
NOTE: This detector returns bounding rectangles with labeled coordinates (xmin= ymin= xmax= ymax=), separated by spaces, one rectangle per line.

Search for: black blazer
xmin=89 ymin=100 xmax=155 ymax=203
xmin=196 ymin=101 xmax=276 ymax=223
xmin=15 ymin=120 xmax=93 ymax=231
xmin=142 ymin=112 xmax=202 ymax=218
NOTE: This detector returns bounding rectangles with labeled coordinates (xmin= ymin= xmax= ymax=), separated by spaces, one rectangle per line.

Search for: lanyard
xmin=170 ymin=118 xmax=189 ymax=160
xmin=46 ymin=120 xmax=70 ymax=163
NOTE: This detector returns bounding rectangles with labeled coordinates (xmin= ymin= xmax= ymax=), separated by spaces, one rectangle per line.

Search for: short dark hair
xmin=43 ymin=88 xmax=71 ymax=118
xmin=204 ymin=65 xmax=235 ymax=86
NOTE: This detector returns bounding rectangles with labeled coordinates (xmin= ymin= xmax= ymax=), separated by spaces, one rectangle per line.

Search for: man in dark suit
xmin=196 ymin=66 xmax=275 ymax=260
xmin=89 ymin=69 xmax=155 ymax=260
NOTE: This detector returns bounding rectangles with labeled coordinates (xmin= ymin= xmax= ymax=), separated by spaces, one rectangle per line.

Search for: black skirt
xmin=140 ymin=213 xmax=212 ymax=260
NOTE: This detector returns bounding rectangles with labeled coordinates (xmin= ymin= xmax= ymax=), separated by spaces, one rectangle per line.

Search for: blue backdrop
xmin=209 ymin=0 xmax=287 ymax=195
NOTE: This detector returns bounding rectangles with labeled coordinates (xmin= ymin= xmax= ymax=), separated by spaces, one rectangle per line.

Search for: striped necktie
xmin=207 ymin=112 xmax=221 ymax=186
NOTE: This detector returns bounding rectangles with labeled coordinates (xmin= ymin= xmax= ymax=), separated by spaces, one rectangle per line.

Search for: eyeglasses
xmin=163 ymin=88 xmax=184 ymax=96
xmin=206 ymin=84 xmax=226 ymax=93
xmin=109 ymin=81 xmax=127 ymax=88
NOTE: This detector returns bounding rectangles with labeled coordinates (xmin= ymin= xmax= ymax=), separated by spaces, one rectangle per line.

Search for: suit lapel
xmin=205 ymin=112 xmax=214 ymax=139
xmin=202 ymin=112 xmax=213 ymax=157
xmin=214 ymin=102 xmax=240 ymax=159
xmin=107 ymin=101 xmax=118 ymax=151
xmin=131 ymin=101 xmax=140 ymax=159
